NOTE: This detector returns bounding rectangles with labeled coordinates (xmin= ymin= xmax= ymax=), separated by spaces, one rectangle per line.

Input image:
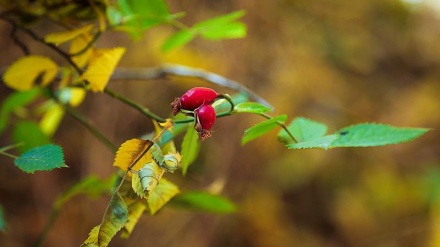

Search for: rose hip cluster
xmin=171 ymin=87 xmax=220 ymax=140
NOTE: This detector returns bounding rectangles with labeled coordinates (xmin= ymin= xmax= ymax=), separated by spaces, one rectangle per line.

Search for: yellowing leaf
xmin=163 ymin=152 xmax=181 ymax=173
xmin=113 ymin=138 xmax=154 ymax=175
xmin=132 ymin=162 xmax=165 ymax=198
xmin=45 ymin=24 xmax=94 ymax=45
xmin=39 ymin=103 xmax=64 ymax=136
xmin=81 ymin=47 xmax=126 ymax=92
xmin=3 ymin=56 xmax=58 ymax=91
xmin=82 ymin=225 xmax=99 ymax=246
xmin=83 ymin=192 xmax=128 ymax=247
xmin=70 ymin=33 xmax=94 ymax=68
xmin=120 ymin=201 xmax=147 ymax=239
xmin=148 ymin=178 xmax=179 ymax=215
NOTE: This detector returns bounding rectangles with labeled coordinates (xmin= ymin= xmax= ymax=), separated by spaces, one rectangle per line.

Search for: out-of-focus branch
xmin=112 ymin=65 xmax=273 ymax=109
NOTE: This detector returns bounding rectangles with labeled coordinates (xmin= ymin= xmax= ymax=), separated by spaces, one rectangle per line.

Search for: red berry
xmin=195 ymin=104 xmax=216 ymax=140
xmin=171 ymin=87 xmax=218 ymax=115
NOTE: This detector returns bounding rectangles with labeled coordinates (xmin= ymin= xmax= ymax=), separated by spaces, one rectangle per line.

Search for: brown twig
xmin=111 ymin=65 xmax=273 ymax=109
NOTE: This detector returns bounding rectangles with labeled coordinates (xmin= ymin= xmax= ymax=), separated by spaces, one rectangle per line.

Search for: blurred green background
xmin=1 ymin=0 xmax=440 ymax=246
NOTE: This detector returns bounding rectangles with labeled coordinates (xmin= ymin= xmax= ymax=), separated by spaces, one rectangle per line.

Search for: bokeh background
xmin=1 ymin=0 xmax=440 ymax=246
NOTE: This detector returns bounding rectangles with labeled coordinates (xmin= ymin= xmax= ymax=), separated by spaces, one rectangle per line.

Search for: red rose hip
xmin=171 ymin=87 xmax=218 ymax=115
xmin=194 ymin=104 xmax=216 ymax=140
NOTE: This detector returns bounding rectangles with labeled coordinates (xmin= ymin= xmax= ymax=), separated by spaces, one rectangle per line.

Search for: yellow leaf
xmin=120 ymin=201 xmax=147 ymax=239
xmin=3 ymin=56 xmax=58 ymax=91
xmin=70 ymin=33 xmax=93 ymax=68
xmin=39 ymin=103 xmax=65 ymax=136
xmin=69 ymin=88 xmax=86 ymax=107
xmin=45 ymin=24 xmax=94 ymax=45
xmin=148 ymin=178 xmax=179 ymax=215
xmin=81 ymin=47 xmax=126 ymax=92
xmin=159 ymin=118 xmax=174 ymax=129
xmin=113 ymin=138 xmax=154 ymax=175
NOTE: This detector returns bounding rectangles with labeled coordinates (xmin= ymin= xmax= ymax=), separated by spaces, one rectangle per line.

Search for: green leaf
xmin=0 ymin=205 xmax=6 ymax=233
xmin=106 ymin=6 xmax=123 ymax=26
xmin=0 ymin=88 xmax=40 ymax=133
xmin=278 ymin=117 xmax=328 ymax=144
xmin=193 ymin=10 xmax=246 ymax=40
xmin=54 ymin=175 xmax=116 ymax=209
xmin=287 ymin=135 xmax=338 ymax=150
xmin=13 ymin=121 xmax=51 ymax=153
xmin=120 ymin=201 xmax=147 ymax=238
xmin=329 ymin=123 xmax=430 ymax=148
xmin=150 ymin=143 xmax=165 ymax=168
xmin=131 ymin=173 xmax=146 ymax=198
xmin=171 ymin=191 xmax=236 ymax=214
xmin=193 ymin=10 xmax=245 ymax=29
xmin=180 ymin=124 xmax=200 ymax=175
xmin=234 ymin=102 xmax=272 ymax=114
xmin=199 ymin=22 xmax=246 ymax=40
xmin=116 ymin=0 xmax=171 ymax=38
xmin=148 ymin=178 xmax=179 ymax=215
xmin=14 ymin=144 xmax=67 ymax=173
xmin=242 ymin=115 xmax=287 ymax=145
xmin=161 ymin=30 xmax=196 ymax=52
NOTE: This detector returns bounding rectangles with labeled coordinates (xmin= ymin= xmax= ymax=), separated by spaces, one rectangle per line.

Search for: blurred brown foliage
xmin=1 ymin=0 xmax=440 ymax=246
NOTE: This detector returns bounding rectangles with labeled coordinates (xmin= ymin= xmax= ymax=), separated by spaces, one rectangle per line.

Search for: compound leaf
xmin=242 ymin=115 xmax=287 ymax=145
xmin=329 ymin=123 xmax=430 ymax=148
xmin=171 ymin=191 xmax=236 ymax=214
xmin=278 ymin=117 xmax=328 ymax=144
xmin=14 ymin=144 xmax=67 ymax=173
xmin=3 ymin=56 xmax=58 ymax=91
xmin=180 ymin=125 xmax=200 ymax=176
xmin=81 ymin=47 xmax=126 ymax=92
xmin=148 ymin=178 xmax=179 ymax=215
